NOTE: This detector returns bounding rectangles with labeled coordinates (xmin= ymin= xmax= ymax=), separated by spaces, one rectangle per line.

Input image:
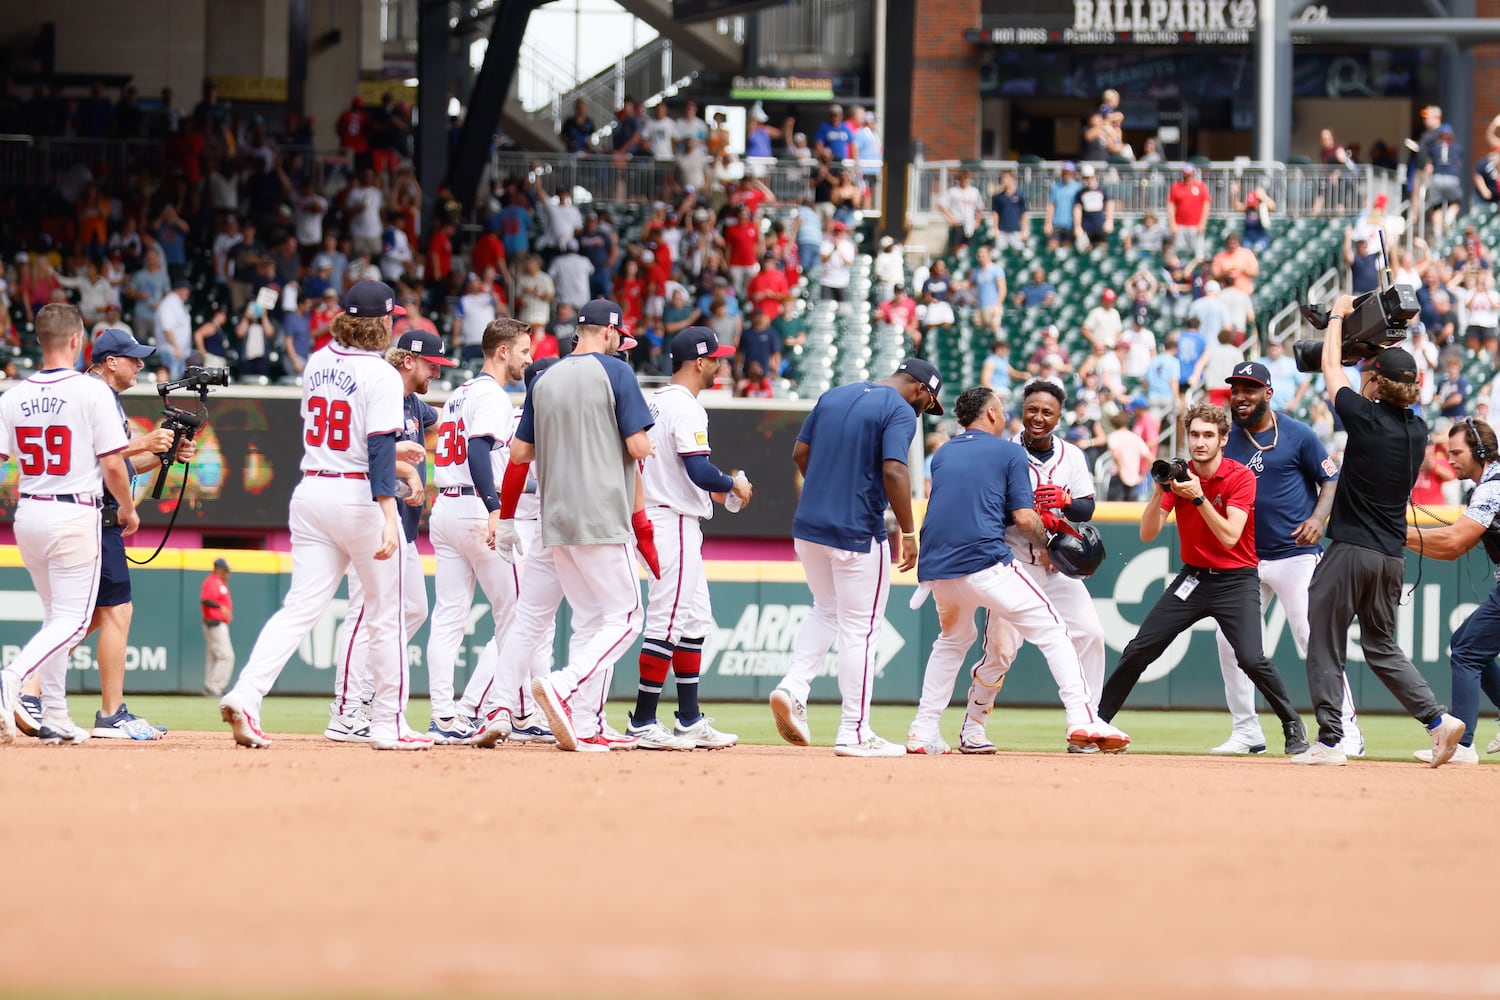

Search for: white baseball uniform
xmin=459 ymin=485 xmax=547 ymax=718
xmin=640 ymin=384 xmax=717 ymax=642
xmin=226 ymin=343 xmax=413 ymax=742
xmin=0 ymin=370 xmax=128 ymax=728
xmin=426 ymin=373 xmax=521 ymax=719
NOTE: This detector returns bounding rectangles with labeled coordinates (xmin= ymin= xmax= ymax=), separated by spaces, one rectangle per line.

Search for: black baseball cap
xmin=896 ymin=357 xmax=945 ymax=415
xmin=1225 ymin=361 xmax=1271 ymax=387
xmin=213 ymin=557 xmax=231 ymax=571
xmin=92 ymin=328 xmax=156 ymax=361
xmin=671 ymin=326 xmax=735 ymax=363
xmin=342 ymin=279 xmax=406 ymax=317
xmin=1369 ymin=347 xmax=1418 ymax=384
xmin=524 ymin=356 xmax=561 ymax=389
xmin=395 ymin=328 xmax=457 ymax=367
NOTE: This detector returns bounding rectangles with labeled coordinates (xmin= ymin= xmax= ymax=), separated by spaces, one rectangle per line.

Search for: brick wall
xmin=1476 ymin=0 xmax=1500 ymax=158
xmin=909 ymin=0 xmax=981 ymax=160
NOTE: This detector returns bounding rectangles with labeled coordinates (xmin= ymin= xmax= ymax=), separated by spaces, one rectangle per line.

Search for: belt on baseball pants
xmin=304 ymin=470 xmax=369 ymax=480
xmin=20 ymin=493 xmax=100 ymax=506
xmin=1182 ymin=564 xmax=1257 ymax=577
xmin=439 ymin=486 xmax=477 ymax=497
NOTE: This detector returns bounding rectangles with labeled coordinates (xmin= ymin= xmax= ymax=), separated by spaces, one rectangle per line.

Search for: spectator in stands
xmin=813 ymin=104 xmax=851 ymax=162
xmin=1145 ymin=333 xmax=1182 ymax=413
xmin=1015 ymin=266 xmax=1057 ymax=311
xmin=1119 ymin=308 xmax=1156 ymax=380
xmin=548 ymin=243 xmax=594 ymax=312
xmin=1082 ymin=288 xmax=1122 ymax=349
xmin=990 ymin=170 xmax=1027 ymax=251
xmin=1044 ymin=162 xmax=1082 ymax=250
xmin=877 ymin=282 xmax=920 ymax=344
xmin=279 ymin=296 xmax=311 ymax=374
xmin=149 ymin=278 xmax=192 ymax=380
xmin=1436 ymin=354 xmax=1470 ymax=419
xmin=1168 ymin=165 xmax=1211 ymax=261
xmin=561 ymin=99 xmax=595 ymax=154
xmin=1465 ymin=270 xmax=1500 ymax=356
xmin=1191 ymin=329 xmax=1244 ymax=407
xmin=873 ymin=236 xmax=904 ymax=303
xmin=747 ymin=255 xmax=790 ymax=321
xmin=533 ymin=174 xmax=583 ymax=256
xmin=1027 ymin=326 xmax=1069 ymax=376
xmin=1105 ymin=410 xmax=1153 ymax=500
xmin=981 ymin=338 xmax=1025 ymax=399
xmin=92 ymin=301 xmax=130 ymax=342
xmin=612 ymin=96 xmax=644 ymax=161
xmin=723 ymin=205 xmax=761 ymax=298
xmin=819 ymin=220 xmax=855 ymax=302
xmin=919 ymin=259 xmax=956 ymax=351
xmin=1124 ymin=211 xmax=1171 ymax=261
xmin=644 ymin=102 xmax=677 ymax=160
xmin=454 ymin=271 xmax=502 ymax=362
xmin=125 ymin=247 xmax=171 ymax=335
xmin=233 ymin=299 xmax=274 ymax=378
xmin=56 ymin=258 xmax=117 ymax=327
xmin=1187 ymin=280 xmax=1229 ymax=346
xmin=939 ymin=170 xmax=983 ymax=257
xmin=1261 ymin=337 xmax=1305 ymax=413
xmin=377 ymin=210 xmax=413 ymax=282
xmin=1405 ymin=322 xmax=1440 ymax=406
xmin=1074 ymin=164 xmax=1115 ymax=251
xmin=971 ymin=244 xmax=1006 ymax=334
xmin=1417 ymin=268 xmax=1457 ymax=347
xmin=1211 ymin=232 xmax=1259 ymax=296
xmin=496 ymin=188 xmax=534 ymax=259
xmin=1425 ymin=124 xmax=1465 ymax=237
xmin=737 ymin=358 xmax=774 ymax=398
xmin=515 ymin=254 xmax=555 ymax=330
xmin=738 ymin=309 xmax=781 ymax=382
xmin=677 ymin=100 xmax=709 ymax=156
xmin=1343 ymin=227 xmax=1380 ymax=296
xmin=1411 ymin=437 xmax=1458 ymax=506
xmin=1476 ymin=136 xmax=1500 ymax=204
xmin=343 ymin=169 xmax=384 ymax=259
xmin=1231 ymin=182 xmax=1275 ymax=253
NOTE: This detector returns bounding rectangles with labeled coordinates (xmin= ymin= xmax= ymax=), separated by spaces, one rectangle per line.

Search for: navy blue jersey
xmin=1224 ymin=413 xmax=1337 ymax=561
xmin=918 ymin=430 xmax=1034 ymax=580
xmin=399 ymin=392 xmax=438 ymax=543
xmin=792 ymin=382 xmax=917 ymax=552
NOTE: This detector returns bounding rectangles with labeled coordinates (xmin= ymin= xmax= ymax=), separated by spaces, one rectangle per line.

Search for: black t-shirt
xmin=1327 ymin=386 xmax=1426 ymax=556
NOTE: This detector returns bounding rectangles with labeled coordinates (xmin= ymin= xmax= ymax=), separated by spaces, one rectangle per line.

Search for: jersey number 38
xmin=305 ymin=397 xmax=353 ymax=450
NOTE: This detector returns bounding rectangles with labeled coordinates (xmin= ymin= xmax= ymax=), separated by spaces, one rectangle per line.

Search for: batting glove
xmin=1033 ymin=485 xmax=1071 ymax=511
xmin=490 ymin=518 xmax=520 ymax=562
xmin=1039 ymin=510 xmax=1081 ymax=539
xmin=632 ymin=509 xmax=662 ymax=579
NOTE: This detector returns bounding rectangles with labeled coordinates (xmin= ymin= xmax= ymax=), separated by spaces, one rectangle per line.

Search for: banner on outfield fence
xmin=1 ymin=522 xmax=1488 ymax=712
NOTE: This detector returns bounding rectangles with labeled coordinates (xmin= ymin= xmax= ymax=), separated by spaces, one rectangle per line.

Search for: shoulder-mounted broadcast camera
xmin=1293 ymin=232 xmax=1419 ymax=373
xmin=152 ymin=364 xmax=230 ymax=499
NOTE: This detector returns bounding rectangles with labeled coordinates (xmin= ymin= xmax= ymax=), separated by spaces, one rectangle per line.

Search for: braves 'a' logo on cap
xmin=1237 ymin=364 xmax=1255 ymax=376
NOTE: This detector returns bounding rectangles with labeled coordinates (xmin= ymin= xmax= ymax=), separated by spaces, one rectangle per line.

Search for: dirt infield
xmin=3 ymin=734 xmax=1497 ymax=1000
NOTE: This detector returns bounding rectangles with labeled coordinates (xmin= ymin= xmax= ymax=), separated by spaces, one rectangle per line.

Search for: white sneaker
xmin=1210 ymin=735 xmax=1268 ymax=755
xmin=834 ymin=734 xmax=907 ymax=758
xmin=1427 ymin=714 xmax=1467 ymax=768
xmin=1488 ymin=727 xmax=1500 ymax=755
xmin=674 ymin=715 xmax=738 ymax=749
xmin=1290 ymin=743 xmax=1348 ymax=766
xmin=427 ymin=715 xmax=479 ymax=746
xmin=769 ymin=687 xmax=811 ymax=747
xmin=958 ymin=717 xmax=996 ymax=754
xmin=1413 ymin=743 xmax=1479 ymax=765
xmin=1338 ymin=734 xmax=1366 ymax=758
xmin=37 ymin=717 xmax=92 ymax=745
xmin=324 ymin=711 xmax=372 ymax=744
xmin=473 ymin=708 xmax=512 ymax=749
xmin=904 ymin=731 xmax=952 ymax=755
xmin=1067 ymin=719 xmax=1130 ymax=753
xmin=0 ymin=670 xmax=16 ymax=745
xmin=530 ymin=676 xmax=577 ymax=751
xmin=625 ymin=716 xmax=695 ymax=750
xmin=372 ymin=729 xmax=433 ymax=751
xmin=220 ymin=691 xmax=271 ymax=749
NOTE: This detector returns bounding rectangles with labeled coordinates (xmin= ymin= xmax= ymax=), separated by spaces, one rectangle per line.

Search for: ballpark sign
xmin=971 ymin=0 xmax=1257 ymax=46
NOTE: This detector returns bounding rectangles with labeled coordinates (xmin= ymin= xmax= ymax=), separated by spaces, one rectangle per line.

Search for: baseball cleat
xmin=324 ymin=711 xmax=373 ymax=744
xmin=1414 ymin=744 xmax=1479 ymax=766
xmin=428 ymin=715 xmax=479 ymax=746
xmin=530 ymin=676 xmax=577 ymax=751
xmin=1289 ymin=742 xmax=1347 ymax=766
xmin=958 ymin=717 xmax=996 ymax=754
xmin=1210 ymin=735 xmax=1268 ymax=755
xmin=92 ymin=703 xmax=163 ymax=741
xmin=769 ymin=687 xmax=811 ymax=746
xmin=372 ymin=730 xmax=434 ymax=751
xmin=674 ymin=715 xmax=737 ymax=749
xmin=625 ymin=715 xmax=694 ymax=750
xmin=1066 ymin=743 xmax=1101 ymax=754
xmin=1282 ymin=718 xmax=1310 ymax=757
xmin=510 ymin=713 xmax=556 ymax=744
xmin=37 ymin=718 xmax=92 ymax=745
xmin=904 ymin=731 xmax=952 ymax=755
xmin=1338 ymin=734 xmax=1366 ymax=759
xmin=0 ymin=672 xmax=16 ymax=744
xmin=1488 ymin=727 xmax=1500 ymax=755
xmin=833 ymin=734 xmax=907 ymax=758
xmin=599 ymin=724 xmax=641 ymax=750
xmin=1427 ymin=714 xmax=1467 ymax=768
xmin=1067 ymin=720 xmax=1130 ymax=754
xmin=220 ymin=693 xmax=271 ymax=749
xmin=574 ymin=735 xmax=612 ymax=752
xmin=473 ymin=708 xmax=512 ymax=749
xmin=16 ymin=693 xmax=42 ymax=738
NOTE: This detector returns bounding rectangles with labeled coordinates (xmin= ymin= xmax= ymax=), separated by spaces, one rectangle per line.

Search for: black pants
xmin=1305 ymin=541 xmax=1445 ymax=745
xmin=1099 ymin=566 xmax=1301 ymax=725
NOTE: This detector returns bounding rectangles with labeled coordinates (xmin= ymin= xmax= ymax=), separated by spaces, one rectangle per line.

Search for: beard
xmin=1232 ymin=399 xmax=1270 ymax=428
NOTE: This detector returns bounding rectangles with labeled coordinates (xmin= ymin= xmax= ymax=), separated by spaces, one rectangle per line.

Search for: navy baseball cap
xmin=172 ymin=277 xmax=192 ymax=291
xmin=342 ymin=279 xmax=406 ymax=317
xmin=1225 ymin=361 xmax=1272 ymax=387
xmin=213 ymin=557 xmax=231 ymax=571
xmin=896 ymin=357 xmax=945 ymax=415
xmin=92 ymin=327 xmax=156 ymax=362
xmin=577 ymin=298 xmax=638 ymax=350
xmin=524 ymin=356 xmax=561 ymax=389
xmin=671 ymin=326 xmax=735 ymax=363
xmin=1369 ymin=347 xmax=1418 ymax=384
xmin=395 ymin=328 xmax=457 ymax=367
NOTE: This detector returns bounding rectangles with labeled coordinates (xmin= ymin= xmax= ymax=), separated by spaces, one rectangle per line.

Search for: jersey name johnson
xmin=299 ymin=345 xmax=404 ymax=473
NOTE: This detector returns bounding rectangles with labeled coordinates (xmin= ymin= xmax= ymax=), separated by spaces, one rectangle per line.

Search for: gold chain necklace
xmin=1241 ymin=412 xmax=1278 ymax=452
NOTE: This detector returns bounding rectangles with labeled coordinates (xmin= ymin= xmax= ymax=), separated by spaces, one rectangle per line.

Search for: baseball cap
xmin=1101 ymin=288 xmax=1117 ymax=303
xmin=312 ymin=253 xmax=334 ymax=270
xmin=1061 ymin=160 xmax=1077 ymax=172
xmin=342 ymin=279 xmax=405 ymax=317
xmin=1129 ymin=395 xmax=1149 ymax=410
xmin=671 ymin=326 xmax=735 ymax=363
xmin=1373 ymin=193 xmax=1389 ymax=209
xmin=896 ymin=357 xmax=945 ymax=415
xmin=1181 ymin=164 xmax=1197 ymax=175
xmin=1439 ymin=124 xmax=1454 ymax=138
xmin=172 ymin=277 xmax=192 ymax=291
xmin=92 ymin=327 xmax=156 ymax=362
xmin=1204 ymin=279 xmax=1222 ymax=294
xmin=213 ymin=557 xmax=231 ymax=571
xmin=395 ymin=328 xmax=457 ymax=367
xmin=831 ymin=220 xmax=848 ymax=232
xmin=577 ymin=298 xmax=638 ymax=350
xmin=1369 ymin=347 xmax=1418 ymax=384
xmin=1080 ymin=163 xmax=1096 ymax=177
xmin=1225 ymin=360 xmax=1272 ymax=387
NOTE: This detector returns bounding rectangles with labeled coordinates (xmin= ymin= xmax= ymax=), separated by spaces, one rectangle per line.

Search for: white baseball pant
xmin=3 ymin=502 xmax=102 ymax=726
xmin=971 ymin=560 xmax=1105 ymax=713
xmin=475 ymin=519 xmax=559 ymax=719
xmin=779 ymin=537 xmax=891 ymax=746
xmin=543 ymin=542 xmax=642 ymax=740
xmin=1214 ymin=552 xmax=1360 ymax=744
xmin=426 ymin=495 xmax=520 ymax=719
xmin=643 ymin=510 xmax=714 ymax=642
xmin=229 ymin=479 xmax=411 ymax=742
xmin=332 ymin=536 xmax=427 ymax=716
xmin=202 ymin=622 xmax=235 ymax=696
xmin=913 ymin=560 xmax=1095 ymax=737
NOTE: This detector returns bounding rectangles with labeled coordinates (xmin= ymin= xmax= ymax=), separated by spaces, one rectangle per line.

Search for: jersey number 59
xmin=15 ymin=425 xmax=72 ymax=475
xmin=305 ymin=397 xmax=353 ymax=450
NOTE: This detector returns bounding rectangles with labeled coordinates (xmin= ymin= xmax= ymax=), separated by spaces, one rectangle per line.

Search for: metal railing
xmin=908 ymin=160 xmax=1403 ymax=223
xmin=492 ymin=150 xmax=828 ymax=206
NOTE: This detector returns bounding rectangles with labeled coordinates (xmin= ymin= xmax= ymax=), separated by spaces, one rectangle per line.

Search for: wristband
xmin=1327 ymin=315 xmax=1344 ymax=323
xmin=901 ymin=530 xmax=918 ymax=538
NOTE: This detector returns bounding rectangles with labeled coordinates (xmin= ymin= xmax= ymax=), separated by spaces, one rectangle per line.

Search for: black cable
xmin=126 ymin=458 xmax=191 ymax=566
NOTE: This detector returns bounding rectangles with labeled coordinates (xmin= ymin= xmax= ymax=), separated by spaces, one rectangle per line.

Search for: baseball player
xmin=12 ymin=326 xmax=188 ymax=741
xmin=423 ymin=316 xmax=533 ymax=743
xmin=1404 ymin=418 xmax=1500 ymax=764
xmin=945 ymin=379 xmax=1107 ymax=755
xmin=326 ymin=327 xmax=453 ymax=743
xmin=506 ymin=299 xmax=658 ymax=752
xmin=626 ymin=326 xmax=751 ymax=750
xmin=906 ymin=386 xmax=1128 ymax=755
xmin=1213 ymin=361 xmax=1364 ymax=757
xmin=769 ymin=358 xmax=941 ymax=757
xmin=219 ymin=279 xmax=427 ymax=750
xmin=0 ymin=303 xmax=138 ymax=745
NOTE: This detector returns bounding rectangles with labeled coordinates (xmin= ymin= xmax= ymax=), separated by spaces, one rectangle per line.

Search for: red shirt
xmin=201 ymin=574 xmax=232 ymax=624
xmin=732 ymin=186 xmax=769 ymax=217
xmin=617 ymin=277 xmax=645 ymax=328
xmin=724 ymin=222 xmax=761 ymax=268
xmin=645 ymin=242 xmax=672 ymax=297
xmin=427 ymin=229 xmax=453 ymax=281
xmin=471 ymin=232 xmax=505 ymax=276
xmin=337 ymin=108 xmax=368 ymax=152
xmin=1169 ymin=180 xmax=1210 ymax=228
xmin=1161 ymin=457 xmax=1257 ymax=570
xmin=531 ymin=332 xmax=560 ymax=359
xmin=746 ymin=267 xmax=789 ymax=319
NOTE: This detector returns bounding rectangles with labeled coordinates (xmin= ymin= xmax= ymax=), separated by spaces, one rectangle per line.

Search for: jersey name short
xmin=642 ymin=384 xmax=714 ymax=519
xmin=1005 ymin=437 xmax=1094 ymax=566
xmin=432 ymin=373 xmax=513 ymax=490
xmin=0 ymin=370 xmax=129 ymax=495
xmin=299 ymin=345 xmax=404 ymax=473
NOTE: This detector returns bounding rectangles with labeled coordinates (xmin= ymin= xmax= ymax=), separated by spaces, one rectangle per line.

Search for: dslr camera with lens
xmin=1151 ymin=457 xmax=1190 ymax=485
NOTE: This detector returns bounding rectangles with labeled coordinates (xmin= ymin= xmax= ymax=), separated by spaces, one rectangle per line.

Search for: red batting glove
xmin=1033 ymin=484 xmax=1071 ymax=511
xmin=1039 ymin=510 xmax=1081 ymax=539
xmin=632 ymin=509 xmax=662 ymax=579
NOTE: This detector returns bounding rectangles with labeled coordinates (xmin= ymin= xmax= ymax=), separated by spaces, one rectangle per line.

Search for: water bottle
xmin=725 ymin=471 xmax=749 ymax=513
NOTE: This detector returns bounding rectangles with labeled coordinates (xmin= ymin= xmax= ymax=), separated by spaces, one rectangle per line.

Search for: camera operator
xmin=1297 ymin=294 xmax=1465 ymax=766
xmin=13 ymin=329 xmax=194 ymax=740
xmin=1097 ymin=402 xmax=1309 ymax=755
xmin=1403 ymin=418 xmax=1500 ymax=765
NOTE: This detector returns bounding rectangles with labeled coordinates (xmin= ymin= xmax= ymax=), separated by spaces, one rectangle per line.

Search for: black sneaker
xmin=1283 ymin=718 xmax=1310 ymax=756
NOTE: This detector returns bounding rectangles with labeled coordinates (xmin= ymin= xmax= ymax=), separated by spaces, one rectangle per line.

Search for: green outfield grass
xmin=71 ymin=695 xmax=1499 ymax=762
